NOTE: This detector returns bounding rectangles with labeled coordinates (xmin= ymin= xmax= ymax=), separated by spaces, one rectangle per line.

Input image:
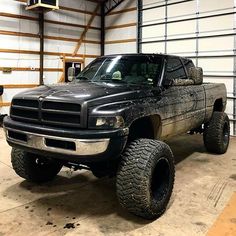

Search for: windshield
xmin=76 ymin=55 xmax=163 ymax=85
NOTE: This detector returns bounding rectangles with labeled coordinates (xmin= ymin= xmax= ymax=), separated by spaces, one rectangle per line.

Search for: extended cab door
xmin=160 ymin=57 xmax=205 ymax=138
xmin=181 ymin=58 xmax=205 ymax=131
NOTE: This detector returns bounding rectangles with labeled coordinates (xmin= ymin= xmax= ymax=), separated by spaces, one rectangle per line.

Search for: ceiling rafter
xmin=104 ymin=0 xmax=124 ymax=15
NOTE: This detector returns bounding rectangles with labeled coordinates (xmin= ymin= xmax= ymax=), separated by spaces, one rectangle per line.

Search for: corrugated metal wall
xmin=0 ymin=0 xmax=101 ymax=114
xmin=139 ymin=0 xmax=236 ymax=135
xmin=105 ymin=0 xmax=137 ymax=54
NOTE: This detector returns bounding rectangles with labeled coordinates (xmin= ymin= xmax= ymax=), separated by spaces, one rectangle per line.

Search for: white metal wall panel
xmin=0 ymin=0 xmax=101 ymax=114
xmin=105 ymin=0 xmax=137 ymax=55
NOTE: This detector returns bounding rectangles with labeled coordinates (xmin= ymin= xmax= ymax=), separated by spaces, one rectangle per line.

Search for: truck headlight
xmin=89 ymin=116 xmax=125 ymax=129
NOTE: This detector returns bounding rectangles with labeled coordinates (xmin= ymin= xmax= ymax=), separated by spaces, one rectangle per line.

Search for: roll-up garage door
xmin=138 ymin=0 xmax=236 ymax=135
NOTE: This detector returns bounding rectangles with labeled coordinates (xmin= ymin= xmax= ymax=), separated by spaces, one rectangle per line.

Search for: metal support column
xmin=196 ymin=0 xmax=199 ymax=67
xmin=137 ymin=0 xmax=143 ymax=53
xmin=39 ymin=12 xmax=44 ymax=85
xmin=164 ymin=0 xmax=168 ymax=54
xmin=101 ymin=2 xmax=105 ymax=56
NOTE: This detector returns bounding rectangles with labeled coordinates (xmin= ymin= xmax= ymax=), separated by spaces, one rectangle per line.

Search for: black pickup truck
xmin=3 ymin=54 xmax=230 ymax=219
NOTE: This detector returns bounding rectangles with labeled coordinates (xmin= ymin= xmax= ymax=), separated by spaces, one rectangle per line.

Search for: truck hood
xmin=14 ymin=81 xmax=158 ymax=104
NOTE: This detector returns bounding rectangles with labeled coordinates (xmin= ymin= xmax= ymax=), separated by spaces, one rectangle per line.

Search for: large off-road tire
xmin=116 ymin=139 xmax=175 ymax=220
xmin=11 ymin=148 xmax=63 ymax=183
xmin=203 ymin=111 xmax=230 ymax=154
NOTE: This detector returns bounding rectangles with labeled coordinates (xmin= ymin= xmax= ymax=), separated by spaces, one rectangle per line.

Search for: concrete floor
xmin=0 ymin=128 xmax=235 ymax=236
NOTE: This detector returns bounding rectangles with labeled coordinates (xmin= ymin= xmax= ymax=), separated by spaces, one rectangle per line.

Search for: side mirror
xmin=68 ymin=67 xmax=76 ymax=82
xmin=189 ymin=67 xmax=203 ymax=85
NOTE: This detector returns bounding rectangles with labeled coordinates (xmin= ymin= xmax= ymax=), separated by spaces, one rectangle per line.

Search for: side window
xmin=166 ymin=58 xmax=187 ymax=80
xmin=182 ymin=58 xmax=195 ymax=76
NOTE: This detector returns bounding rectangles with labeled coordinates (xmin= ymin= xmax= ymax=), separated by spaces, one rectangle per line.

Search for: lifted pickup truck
xmin=4 ymin=54 xmax=230 ymax=219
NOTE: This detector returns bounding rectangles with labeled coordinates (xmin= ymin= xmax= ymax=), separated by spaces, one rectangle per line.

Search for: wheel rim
xmin=151 ymin=157 xmax=170 ymax=202
xmin=222 ymin=122 xmax=229 ymax=146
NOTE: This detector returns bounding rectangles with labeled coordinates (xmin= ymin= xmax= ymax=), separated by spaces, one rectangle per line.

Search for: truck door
xmin=160 ymin=57 xmax=204 ymax=138
xmin=181 ymin=58 xmax=205 ymax=131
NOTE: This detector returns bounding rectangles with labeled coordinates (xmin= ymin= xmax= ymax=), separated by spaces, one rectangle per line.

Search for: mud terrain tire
xmin=116 ymin=139 xmax=175 ymax=220
xmin=11 ymin=148 xmax=63 ymax=183
xmin=204 ymin=111 xmax=230 ymax=154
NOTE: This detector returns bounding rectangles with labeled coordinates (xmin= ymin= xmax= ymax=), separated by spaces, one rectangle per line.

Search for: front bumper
xmin=4 ymin=116 xmax=128 ymax=162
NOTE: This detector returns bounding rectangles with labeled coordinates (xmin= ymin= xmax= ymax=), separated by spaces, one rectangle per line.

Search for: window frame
xmin=181 ymin=58 xmax=195 ymax=78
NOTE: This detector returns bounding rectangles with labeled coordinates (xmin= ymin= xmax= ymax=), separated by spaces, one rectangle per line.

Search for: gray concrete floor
xmin=0 ymin=128 xmax=235 ymax=236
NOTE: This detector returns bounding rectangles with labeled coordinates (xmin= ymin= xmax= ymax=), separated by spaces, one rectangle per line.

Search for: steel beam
xmin=104 ymin=0 xmax=124 ymax=15
xmin=137 ymin=0 xmax=143 ymax=53
xmin=101 ymin=2 xmax=105 ymax=55
xmin=39 ymin=12 xmax=44 ymax=86
xmin=233 ymin=0 xmax=236 ymax=134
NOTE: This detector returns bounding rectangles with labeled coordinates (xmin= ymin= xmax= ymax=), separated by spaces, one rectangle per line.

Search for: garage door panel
xmin=199 ymin=0 xmax=234 ymax=13
xmin=225 ymin=99 xmax=234 ymax=117
xmin=168 ymin=0 xmax=197 ymax=19
xmin=199 ymin=15 xmax=234 ymax=32
xmin=142 ymin=42 xmax=165 ymax=54
xmin=143 ymin=0 xmax=163 ymax=7
xmin=198 ymin=37 xmax=234 ymax=52
xmin=167 ymin=39 xmax=195 ymax=54
xmin=198 ymin=58 xmax=234 ymax=73
xmin=168 ymin=20 xmax=196 ymax=36
xmin=143 ymin=7 xmax=165 ymax=23
xmin=142 ymin=25 xmax=165 ymax=40
xmin=203 ymin=77 xmax=234 ymax=94
xmin=105 ymin=42 xmax=136 ymax=55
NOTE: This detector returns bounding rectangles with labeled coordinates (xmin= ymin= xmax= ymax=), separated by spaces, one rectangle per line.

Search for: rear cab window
xmin=166 ymin=57 xmax=187 ymax=81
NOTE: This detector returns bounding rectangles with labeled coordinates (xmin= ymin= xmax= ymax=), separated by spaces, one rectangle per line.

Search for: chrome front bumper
xmin=5 ymin=128 xmax=110 ymax=156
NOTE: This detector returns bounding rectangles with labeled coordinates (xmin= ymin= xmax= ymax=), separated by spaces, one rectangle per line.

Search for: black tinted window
xmin=182 ymin=58 xmax=195 ymax=76
xmin=166 ymin=58 xmax=187 ymax=80
xmin=77 ymin=56 xmax=162 ymax=85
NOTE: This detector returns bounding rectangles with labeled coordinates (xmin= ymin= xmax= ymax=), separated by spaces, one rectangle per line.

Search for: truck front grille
xmin=11 ymin=99 xmax=82 ymax=128
xmin=11 ymin=99 xmax=39 ymax=121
